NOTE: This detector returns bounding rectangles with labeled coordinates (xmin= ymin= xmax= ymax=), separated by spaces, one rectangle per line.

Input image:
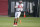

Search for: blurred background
xmin=0 ymin=0 xmax=40 ymax=17
xmin=8 ymin=0 xmax=40 ymax=17
xmin=0 ymin=0 xmax=8 ymax=16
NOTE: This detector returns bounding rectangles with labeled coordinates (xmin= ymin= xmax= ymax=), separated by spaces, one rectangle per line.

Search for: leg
xmin=16 ymin=12 xmax=21 ymax=24
xmin=16 ymin=18 xmax=19 ymax=24
xmin=13 ymin=12 xmax=21 ymax=26
xmin=17 ymin=18 xmax=19 ymax=22
xmin=14 ymin=18 xmax=16 ymax=24
xmin=13 ymin=12 xmax=18 ymax=26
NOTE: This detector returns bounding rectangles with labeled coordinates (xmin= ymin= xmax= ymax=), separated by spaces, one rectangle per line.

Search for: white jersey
xmin=16 ymin=2 xmax=23 ymax=12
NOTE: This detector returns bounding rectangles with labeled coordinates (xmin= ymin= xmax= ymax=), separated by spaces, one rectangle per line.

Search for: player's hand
xmin=15 ymin=6 xmax=17 ymax=8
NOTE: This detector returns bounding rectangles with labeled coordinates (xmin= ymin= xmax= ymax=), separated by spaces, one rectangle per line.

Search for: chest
xmin=18 ymin=4 xmax=23 ymax=8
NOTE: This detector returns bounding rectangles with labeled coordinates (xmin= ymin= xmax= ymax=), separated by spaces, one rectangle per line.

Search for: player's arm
xmin=15 ymin=2 xmax=19 ymax=8
xmin=15 ymin=3 xmax=18 ymax=8
xmin=22 ymin=4 xmax=24 ymax=8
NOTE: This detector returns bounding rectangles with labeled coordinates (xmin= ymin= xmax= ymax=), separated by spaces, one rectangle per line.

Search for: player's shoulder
xmin=16 ymin=2 xmax=19 ymax=5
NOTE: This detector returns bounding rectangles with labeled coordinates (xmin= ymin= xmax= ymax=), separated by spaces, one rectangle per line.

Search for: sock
xmin=14 ymin=20 xmax=15 ymax=24
xmin=16 ymin=21 xmax=17 ymax=24
xmin=16 ymin=18 xmax=18 ymax=24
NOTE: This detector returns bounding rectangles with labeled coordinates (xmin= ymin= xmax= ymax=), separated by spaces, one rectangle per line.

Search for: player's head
xmin=19 ymin=1 xmax=22 ymax=4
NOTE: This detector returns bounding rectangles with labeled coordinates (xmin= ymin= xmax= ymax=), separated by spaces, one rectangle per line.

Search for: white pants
xmin=15 ymin=12 xmax=21 ymax=18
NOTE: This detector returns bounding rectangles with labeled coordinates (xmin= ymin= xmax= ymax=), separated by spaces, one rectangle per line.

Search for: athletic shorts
xmin=15 ymin=12 xmax=21 ymax=18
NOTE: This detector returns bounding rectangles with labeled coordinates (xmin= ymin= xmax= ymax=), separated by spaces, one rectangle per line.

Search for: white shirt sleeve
xmin=16 ymin=2 xmax=19 ymax=8
xmin=20 ymin=4 xmax=24 ymax=11
xmin=21 ymin=4 xmax=23 ymax=8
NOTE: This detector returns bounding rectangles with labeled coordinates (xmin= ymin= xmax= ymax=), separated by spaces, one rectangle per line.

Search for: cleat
xmin=13 ymin=25 xmax=17 ymax=26
xmin=13 ymin=23 xmax=17 ymax=26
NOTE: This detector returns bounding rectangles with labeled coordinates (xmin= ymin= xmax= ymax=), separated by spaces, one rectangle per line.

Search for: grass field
xmin=0 ymin=17 xmax=40 ymax=27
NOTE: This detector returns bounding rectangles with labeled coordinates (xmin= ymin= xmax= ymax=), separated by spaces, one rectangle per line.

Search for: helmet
xmin=19 ymin=1 xmax=22 ymax=4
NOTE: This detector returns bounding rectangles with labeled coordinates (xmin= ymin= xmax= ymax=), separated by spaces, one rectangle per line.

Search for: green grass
xmin=0 ymin=17 xmax=40 ymax=27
